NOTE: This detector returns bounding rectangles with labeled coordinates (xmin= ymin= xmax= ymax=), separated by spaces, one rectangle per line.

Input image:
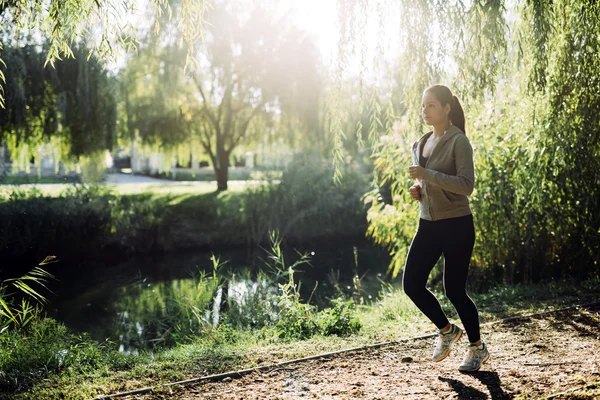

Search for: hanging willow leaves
xmin=0 ymin=44 xmax=117 ymax=172
xmin=329 ymin=0 xmax=508 ymax=178
xmin=334 ymin=0 xmax=599 ymax=282
xmin=0 ymin=0 xmax=210 ymax=108
xmin=0 ymin=0 xmax=210 ymax=172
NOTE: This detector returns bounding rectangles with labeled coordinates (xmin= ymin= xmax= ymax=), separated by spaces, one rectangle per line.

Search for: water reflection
xmin=47 ymin=240 xmax=391 ymax=352
xmin=113 ymin=273 xmax=220 ymax=353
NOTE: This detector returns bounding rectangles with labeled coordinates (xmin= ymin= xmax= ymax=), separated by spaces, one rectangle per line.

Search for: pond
xmin=43 ymin=239 xmax=392 ymax=353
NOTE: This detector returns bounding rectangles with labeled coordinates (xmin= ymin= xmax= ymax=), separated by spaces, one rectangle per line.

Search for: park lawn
xmin=1 ymin=176 xmax=79 ymax=185
xmin=4 ymin=278 xmax=600 ymax=400
xmin=0 ymin=180 xmax=257 ymax=198
xmin=158 ymin=169 xmax=282 ymax=182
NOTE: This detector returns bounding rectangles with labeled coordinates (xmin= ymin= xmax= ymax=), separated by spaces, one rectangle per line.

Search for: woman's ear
xmin=444 ymin=103 xmax=451 ymax=118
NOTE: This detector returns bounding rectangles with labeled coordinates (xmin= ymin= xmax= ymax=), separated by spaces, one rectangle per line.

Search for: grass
xmin=156 ymin=168 xmax=282 ymax=182
xmin=3 ymin=277 xmax=599 ymax=400
xmin=0 ymin=181 xmax=256 ymax=198
xmin=0 ymin=176 xmax=79 ymax=185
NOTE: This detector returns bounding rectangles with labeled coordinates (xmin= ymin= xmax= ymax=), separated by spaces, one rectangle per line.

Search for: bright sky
xmin=286 ymin=0 xmax=339 ymax=62
xmin=107 ymin=0 xmax=403 ymax=81
xmin=286 ymin=0 xmax=402 ymax=80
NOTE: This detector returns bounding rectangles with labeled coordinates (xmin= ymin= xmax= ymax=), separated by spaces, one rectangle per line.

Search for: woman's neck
xmin=432 ymin=121 xmax=452 ymax=137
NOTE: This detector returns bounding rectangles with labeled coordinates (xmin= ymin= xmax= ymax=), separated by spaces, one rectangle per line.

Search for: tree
xmin=121 ymin=0 xmax=323 ymax=191
xmin=333 ymin=0 xmax=600 ymax=283
xmin=187 ymin=2 xmax=324 ymax=190
xmin=0 ymin=43 xmax=116 ymax=171
xmin=0 ymin=0 xmax=209 ymax=108
xmin=0 ymin=0 xmax=209 ymax=172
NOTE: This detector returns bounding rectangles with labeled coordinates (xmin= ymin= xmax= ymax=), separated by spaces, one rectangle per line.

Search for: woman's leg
xmin=440 ymin=215 xmax=481 ymax=343
xmin=402 ymin=219 xmax=448 ymax=329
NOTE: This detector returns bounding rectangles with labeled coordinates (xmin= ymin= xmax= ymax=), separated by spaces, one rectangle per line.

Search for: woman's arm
xmin=422 ymin=135 xmax=474 ymax=195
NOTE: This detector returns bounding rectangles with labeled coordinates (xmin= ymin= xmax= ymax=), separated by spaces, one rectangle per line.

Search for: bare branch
xmin=226 ymin=102 xmax=265 ymax=152
xmin=199 ymin=122 xmax=217 ymax=170
xmin=192 ymin=74 xmax=218 ymax=129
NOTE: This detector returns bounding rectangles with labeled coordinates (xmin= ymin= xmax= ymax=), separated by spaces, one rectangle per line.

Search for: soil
xmin=137 ymin=304 xmax=600 ymax=399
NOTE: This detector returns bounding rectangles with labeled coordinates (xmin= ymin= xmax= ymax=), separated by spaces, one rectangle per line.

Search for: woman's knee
xmin=403 ymin=277 xmax=426 ymax=299
xmin=444 ymin=287 xmax=469 ymax=304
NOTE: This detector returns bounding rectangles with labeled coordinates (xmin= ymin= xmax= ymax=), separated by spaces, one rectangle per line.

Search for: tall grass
xmin=0 ymin=257 xmax=56 ymax=331
xmin=104 ymin=232 xmax=362 ymax=350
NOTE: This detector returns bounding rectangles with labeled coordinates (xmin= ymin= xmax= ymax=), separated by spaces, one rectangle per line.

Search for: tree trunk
xmin=216 ymin=148 xmax=229 ymax=191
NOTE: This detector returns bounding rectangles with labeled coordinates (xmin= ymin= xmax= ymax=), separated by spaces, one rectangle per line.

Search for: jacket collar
xmin=413 ymin=125 xmax=464 ymax=156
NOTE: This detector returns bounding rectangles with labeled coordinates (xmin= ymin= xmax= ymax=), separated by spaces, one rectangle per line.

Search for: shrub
xmin=0 ymin=318 xmax=129 ymax=392
xmin=318 ymin=297 xmax=361 ymax=337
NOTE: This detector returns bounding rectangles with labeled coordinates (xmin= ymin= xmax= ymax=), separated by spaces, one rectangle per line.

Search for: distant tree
xmin=0 ymin=44 xmax=116 ymax=169
xmin=0 ymin=0 xmax=209 ymax=108
xmin=121 ymin=0 xmax=323 ymax=191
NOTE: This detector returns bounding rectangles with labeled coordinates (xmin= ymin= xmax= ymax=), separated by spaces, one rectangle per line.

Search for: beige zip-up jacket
xmin=411 ymin=125 xmax=474 ymax=221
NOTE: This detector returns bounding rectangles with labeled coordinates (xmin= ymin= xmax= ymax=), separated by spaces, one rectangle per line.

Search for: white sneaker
xmin=432 ymin=323 xmax=463 ymax=362
xmin=458 ymin=342 xmax=490 ymax=372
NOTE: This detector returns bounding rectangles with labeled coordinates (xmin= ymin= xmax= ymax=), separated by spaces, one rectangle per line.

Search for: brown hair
xmin=425 ymin=85 xmax=465 ymax=134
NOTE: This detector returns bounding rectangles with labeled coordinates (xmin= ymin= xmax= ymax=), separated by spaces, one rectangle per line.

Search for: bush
xmin=318 ymin=297 xmax=361 ymax=337
xmin=274 ymin=296 xmax=361 ymax=340
xmin=0 ymin=187 xmax=113 ymax=273
xmin=241 ymin=155 xmax=370 ymax=246
xmin=0 ymin=318 xmax=130 ymax=393
xmin=0 ymin=186 xmax=167 ymax=275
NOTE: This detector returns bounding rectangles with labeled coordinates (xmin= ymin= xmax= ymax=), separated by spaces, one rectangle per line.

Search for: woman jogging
xmin=403 ymin=84 xmax=489 ymax=372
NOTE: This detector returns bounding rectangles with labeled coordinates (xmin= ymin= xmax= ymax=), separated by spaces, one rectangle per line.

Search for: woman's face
xmin=421 ymin=92 xmax=450 ymax=126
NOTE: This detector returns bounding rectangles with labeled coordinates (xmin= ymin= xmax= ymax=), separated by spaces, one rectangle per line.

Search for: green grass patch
xmin=155 ymin=168 xmax=282 ymax=182
xmin=0 ymin=176 xmax=80 ymax=185
xmin=0 ymin=181 xmax=255 ymax=198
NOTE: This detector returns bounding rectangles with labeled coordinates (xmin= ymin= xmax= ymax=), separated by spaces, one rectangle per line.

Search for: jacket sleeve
xmin=422 ymin=135 xmax=475 ymax=195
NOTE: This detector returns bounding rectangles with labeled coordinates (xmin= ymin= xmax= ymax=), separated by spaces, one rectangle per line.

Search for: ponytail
xmin=449 ymin=95 xmax=465 ymax=134
xmin=424 ymin=85 xmax=466 ymax=135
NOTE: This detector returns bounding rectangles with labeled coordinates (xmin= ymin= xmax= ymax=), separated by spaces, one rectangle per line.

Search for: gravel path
xmin=137 ymin=304 xmax=600 ymax=400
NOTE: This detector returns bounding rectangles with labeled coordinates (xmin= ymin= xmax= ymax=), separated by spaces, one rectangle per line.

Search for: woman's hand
xmin=409 ymin=184 xmax=421 ymax=201
xmin=408 ymin=165 xmax=426 ymax=180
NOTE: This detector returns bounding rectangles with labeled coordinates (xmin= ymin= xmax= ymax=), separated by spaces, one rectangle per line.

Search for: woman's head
xmin=421 ymin=85 xmax=465 ymax=134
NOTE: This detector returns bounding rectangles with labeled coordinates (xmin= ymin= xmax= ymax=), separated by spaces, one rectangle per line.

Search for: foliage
xmin=0 ymin=186 xmax=113 ymax=270
xmin=120 ymin=0 xmax=323 ymax=191
xmin=0 ymin=165 xmax=370 ymax=276
xmin=0 ymin=44 xmax=117 ymax=175
xmin=0 ymin=0 xmax=209 ymax=105
xmin=344 ymin=0 xmax=600 ymax=284
xmin=0 ymin=259 xmax=55 ymax=331
xmin=317 ymin=297 xmax=361 ymax=337
xmin=264 ymin=232 xmax=361 ymax=340
xmin=0 ymin=185 xmax=169 ymax=273
xmin=0 ymin=318 xmax=132 ymax=393
xmin=467 ymin=0 xmax=600 ymax=283
xmin=240 ymin=154 xmax=370 ymax=247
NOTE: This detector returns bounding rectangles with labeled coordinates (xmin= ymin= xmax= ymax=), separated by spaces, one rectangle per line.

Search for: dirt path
xmin=138 ymin=305 xmax=600 ymax=400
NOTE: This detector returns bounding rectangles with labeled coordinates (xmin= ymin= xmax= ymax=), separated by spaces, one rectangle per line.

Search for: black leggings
xmin=402 ymin=214 xmax=481 ymax=343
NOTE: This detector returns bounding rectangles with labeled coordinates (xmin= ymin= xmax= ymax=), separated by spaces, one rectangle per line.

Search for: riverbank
xmin=2 ymin=278 xmax=599 ymax=400
xmin=0 ymin=163 xmax=371 ymax=278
